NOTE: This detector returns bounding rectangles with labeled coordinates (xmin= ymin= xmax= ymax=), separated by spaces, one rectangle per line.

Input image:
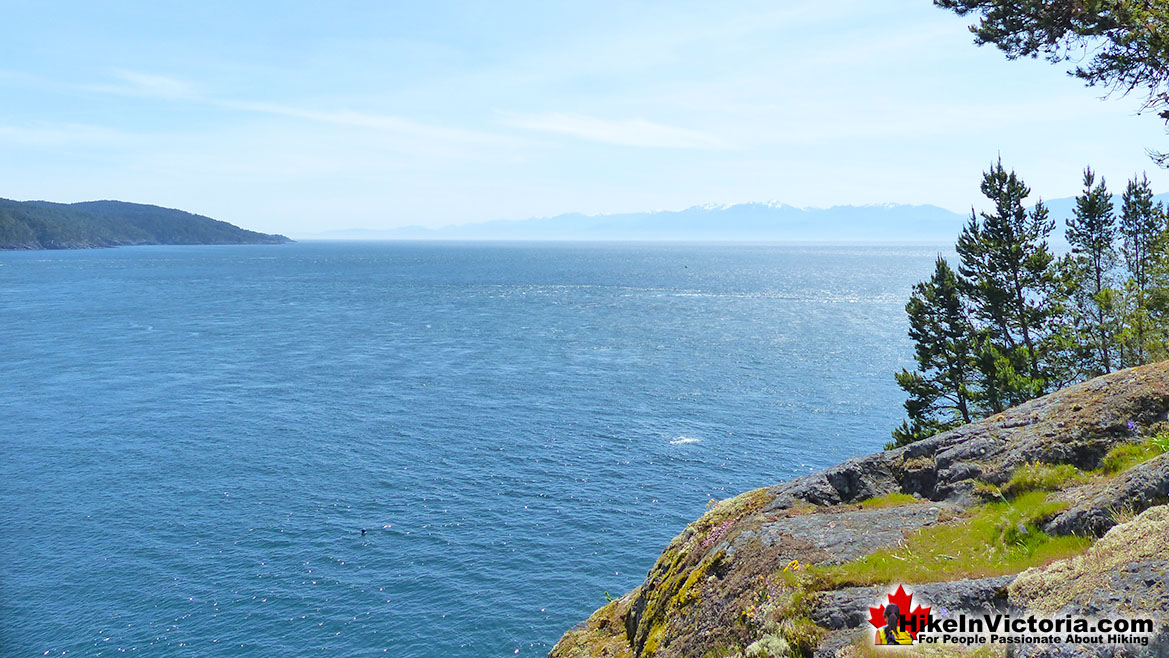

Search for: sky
xmin=2 ymin=0 xmax=1167 ymax=235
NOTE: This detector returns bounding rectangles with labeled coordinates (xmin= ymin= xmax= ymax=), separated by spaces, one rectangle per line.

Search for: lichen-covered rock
xmin=1010 ymin=505 xmax=1169 ymax=616
xmin=1008 ymin=645 xmax=1163 ymax=658
xmin=621 ymin=488 xmax=779 ymax=657
xmin=745 ymin=502 xmax=961 ymax=565
xmin=760 ymin=363 xmax=1169 ymax=513
xmin=1009 ymin=505 xmax=1169 ymax=657
xmin=549 ymin=596 xmax=636 ymax=658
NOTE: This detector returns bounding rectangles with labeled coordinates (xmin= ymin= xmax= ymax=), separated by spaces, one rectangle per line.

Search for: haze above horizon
xmin=3 ymin=1 xmax=1167 ymax=236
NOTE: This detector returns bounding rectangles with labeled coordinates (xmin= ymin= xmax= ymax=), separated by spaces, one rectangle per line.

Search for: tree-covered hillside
xmin=0 ymin=198 xmax=291 ymax=250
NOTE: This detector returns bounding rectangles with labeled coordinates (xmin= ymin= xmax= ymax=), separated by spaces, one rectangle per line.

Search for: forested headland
xmin=0 ymin=198 xmax=291 ymax=250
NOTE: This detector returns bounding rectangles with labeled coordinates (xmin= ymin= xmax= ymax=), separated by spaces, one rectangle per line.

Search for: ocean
xmin=0 ymin=241 xmax=942 ymax=656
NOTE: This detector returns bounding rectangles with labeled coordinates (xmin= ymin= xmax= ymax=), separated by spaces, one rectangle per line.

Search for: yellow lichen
xmin=548 ymin=598 xmax=634 ymax=658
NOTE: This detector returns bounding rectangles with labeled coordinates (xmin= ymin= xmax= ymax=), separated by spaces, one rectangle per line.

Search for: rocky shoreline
xmin=550 ymin=362 xmax=1169 ymax=658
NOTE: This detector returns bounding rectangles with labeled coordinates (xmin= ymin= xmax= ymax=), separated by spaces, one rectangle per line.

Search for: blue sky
xmin=2 ymin=1 xmax=1166 ymax=234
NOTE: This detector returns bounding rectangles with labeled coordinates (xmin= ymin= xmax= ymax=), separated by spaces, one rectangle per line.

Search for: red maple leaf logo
xmin=867 ymin=585 xmax=932 ymax=640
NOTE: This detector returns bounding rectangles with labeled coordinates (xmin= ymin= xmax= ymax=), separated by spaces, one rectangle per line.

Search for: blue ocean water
xmin=1 ymin=242 xmax=942 ymax=657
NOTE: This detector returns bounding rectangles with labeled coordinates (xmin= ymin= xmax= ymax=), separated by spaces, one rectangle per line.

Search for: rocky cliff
xmin=550 ymin=362 xmax=1169 ymax=658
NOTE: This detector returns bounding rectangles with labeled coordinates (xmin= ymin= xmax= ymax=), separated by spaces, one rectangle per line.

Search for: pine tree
xmin=955 ymin=159 xmax=1058 ymax=404
xmin=1121 ymin=175 xmax=1161 ymax=298
xmin=1151 ymin=237 xmax=1169 ymax=361
xmin=1118 ymin=175 xmax=1167 ymax=364
xmin=936 ymin=0 xmax=1169 ymax=164
xmin=1064 ymin=167 xmax=1118 ymax=375
xmin=890 ymin=162 xmax=1162 ymax=449
xmin=890 ymin=257 xmax=976 ymax=448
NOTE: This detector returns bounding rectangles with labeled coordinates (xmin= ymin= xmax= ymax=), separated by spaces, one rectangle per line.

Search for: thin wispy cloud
xmin=219 ymin=99 xmax=525 ymax=149
xmin=85 ymin=69 xmax=198 ymax=99
xmin=0 ymin=122 xmax=128 ymax=146
xmin=3 ymin=2 xmax=1165 ymax=232
xmin=70 ymin=70 xmax=535 ymax=165
xmin=502 ymin=112 xmax=728 ymax=149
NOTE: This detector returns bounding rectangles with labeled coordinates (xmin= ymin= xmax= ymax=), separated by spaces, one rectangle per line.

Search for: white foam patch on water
xmin=670 ymin=436 xmax=701 ymax=445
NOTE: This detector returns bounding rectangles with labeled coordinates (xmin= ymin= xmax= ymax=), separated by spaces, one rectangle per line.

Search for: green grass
xmin=1151 ymin=431 xmax=1169 ymax=453
xmin=1098 ymin=431 xmax=1169 ymax=474
xmin=857 ymin=492 xmax=920 ymax=509
xmin=815 ymin=491 xmax=1092 ymax=587
xmin=1001 ymin=462 xmax=1086 ymax=497
xmin=812 ymin=433 xmax=1169 ymax=590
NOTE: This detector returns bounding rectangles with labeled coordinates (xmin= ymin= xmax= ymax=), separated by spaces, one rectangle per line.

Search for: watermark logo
xmin=863 ymin=583 xmax=1156 ymax=650
xmin=868 ymin=585 xmax=932 ymax=645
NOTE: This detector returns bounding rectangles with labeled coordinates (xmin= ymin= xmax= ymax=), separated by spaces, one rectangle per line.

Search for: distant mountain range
xmin=303 ymin=202 xmax=967 ymax=243
xmin=6 ymin=192 xmax=1165 ymax=250
xmin=303 ymin=193 xmax=1169 ymax=244
xmin=0 ymin=199 xmax=291 ymax=250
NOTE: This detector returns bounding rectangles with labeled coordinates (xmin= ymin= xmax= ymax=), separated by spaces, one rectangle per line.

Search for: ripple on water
xmin=0 ymin=242 xmax=934 ymax=657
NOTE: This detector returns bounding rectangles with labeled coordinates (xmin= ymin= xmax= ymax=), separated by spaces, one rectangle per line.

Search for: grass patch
xmin=1001 ymin=462 xmax=1086 ymax=497
xmin=1151 ymin=430 xmax=1169 ymax=453
xmin=1097 ymin=431 xmax=1169 ymax=474
xmin=815 ymin=491 xmax=1092 ymax=587
xmin=858 ymin=492 xmax=920 ymax=509
xmin=972 ymin=481 xmax=1006 ymax=502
